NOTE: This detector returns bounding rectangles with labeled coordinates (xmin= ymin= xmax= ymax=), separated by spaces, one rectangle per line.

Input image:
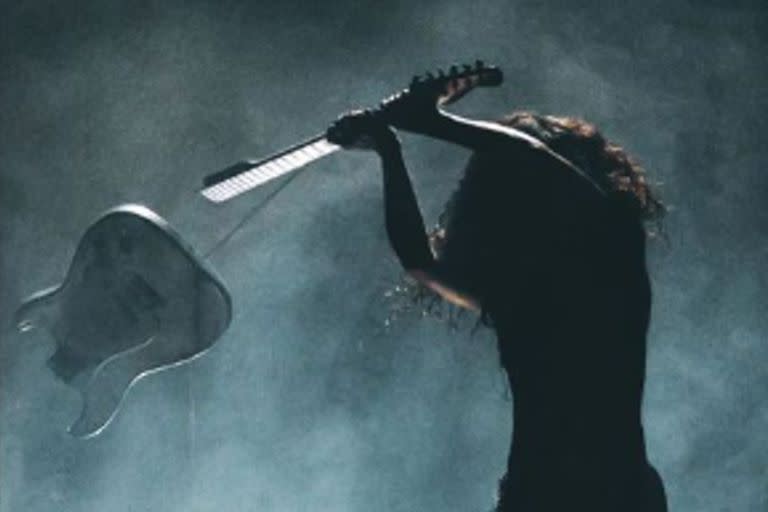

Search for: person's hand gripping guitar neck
xmin=323 ymin=63 xmax=505 ymax=311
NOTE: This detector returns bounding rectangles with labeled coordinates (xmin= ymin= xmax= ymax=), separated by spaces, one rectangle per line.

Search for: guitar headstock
xmin=409 ymin=60 xmax=503 ymax=106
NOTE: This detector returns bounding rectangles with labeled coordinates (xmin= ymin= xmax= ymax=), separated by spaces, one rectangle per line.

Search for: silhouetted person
xmin=327 ymin=88 xmax=667 ymax=511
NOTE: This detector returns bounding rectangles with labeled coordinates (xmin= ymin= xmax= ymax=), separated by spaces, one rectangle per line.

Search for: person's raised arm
xmin=326 ymin=110 xmax=480 ymax=311
xmin=379 ymin=84 xmax=606 ymax=200
xmin=379 ymin=82 xmax=544 ymax=152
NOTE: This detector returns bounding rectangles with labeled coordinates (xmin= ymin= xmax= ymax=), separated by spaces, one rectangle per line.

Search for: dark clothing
xmin=438 ymin=149 xmax=667 ymax=511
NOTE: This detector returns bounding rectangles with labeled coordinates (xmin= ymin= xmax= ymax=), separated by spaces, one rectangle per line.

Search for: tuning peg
xmin=462 ymin=63 xmax=473 ymax=74
xmin=475 ymin=59 xmax=485 ymax=70
xmin=424 ymin=71 xmax=435 ymax=81
xmin=410 ymin=75 xmax=422 ymax=86
xmin=449 ymin=65 xmax=459 ymax=76
xmin=437 ymin=68 xmax=446 ymax=78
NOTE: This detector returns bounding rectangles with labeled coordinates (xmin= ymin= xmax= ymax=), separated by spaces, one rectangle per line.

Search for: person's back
xmin=326 ymin=91 xmax=667 ymax=511
xmin=432 ymin=141 xmax=664 ymax=510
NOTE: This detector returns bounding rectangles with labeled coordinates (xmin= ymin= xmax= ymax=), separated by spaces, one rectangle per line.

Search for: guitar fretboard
xmin=201 ymin=135 xmax=340 ymax=203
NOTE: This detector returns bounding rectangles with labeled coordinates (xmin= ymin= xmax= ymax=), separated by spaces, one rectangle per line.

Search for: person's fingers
xmin=328 ymin=109 xmax=387 ymax=148
xmin=325 ymin=125 xmax=343 ymax=144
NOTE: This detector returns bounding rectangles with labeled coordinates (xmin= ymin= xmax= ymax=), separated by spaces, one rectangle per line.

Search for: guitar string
xmin=201 ymin=167 xmax=308 ymax=260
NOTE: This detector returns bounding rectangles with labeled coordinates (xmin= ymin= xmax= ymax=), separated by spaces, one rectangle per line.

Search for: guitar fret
xmin=285 ymin=153 xmax=302 ymax=166
xmin=283 ymin=154 xmax=301 ymax=166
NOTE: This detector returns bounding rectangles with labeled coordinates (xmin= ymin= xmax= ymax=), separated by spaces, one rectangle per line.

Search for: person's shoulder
xmin=466 ymin=143 xmax=582 ymax=200
xmin=466 ymin=142 xmax=547 ymax=184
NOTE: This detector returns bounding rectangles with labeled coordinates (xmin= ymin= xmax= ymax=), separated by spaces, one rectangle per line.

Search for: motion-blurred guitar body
xmin=15 ymin=204 xmax=232 ymax=438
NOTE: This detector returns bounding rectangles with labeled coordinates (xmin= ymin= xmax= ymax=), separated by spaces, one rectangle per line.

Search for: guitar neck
xmin=201 ymin=62 xmax=502 ymax=204
xmin=201 ymin=135 xmax=340 ymax=203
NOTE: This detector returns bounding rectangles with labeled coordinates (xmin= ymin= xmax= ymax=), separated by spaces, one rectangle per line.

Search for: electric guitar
xmin=14 ymin=62 xmax=503 ymax=438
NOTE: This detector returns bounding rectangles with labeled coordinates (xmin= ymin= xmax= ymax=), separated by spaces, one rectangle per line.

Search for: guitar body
xmin=15 ymin=204 xmax=231 ymax=438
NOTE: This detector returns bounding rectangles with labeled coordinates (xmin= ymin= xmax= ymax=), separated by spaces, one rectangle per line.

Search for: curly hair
xmin=497 ymin=112 xmax=664 ymax=223
xmin=386 ymin=111 xmax=664 ymax=327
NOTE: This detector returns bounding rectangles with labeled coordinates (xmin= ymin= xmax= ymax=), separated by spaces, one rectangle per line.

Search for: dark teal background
xmin=1 ymin=1 xmax=766 ymax=510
